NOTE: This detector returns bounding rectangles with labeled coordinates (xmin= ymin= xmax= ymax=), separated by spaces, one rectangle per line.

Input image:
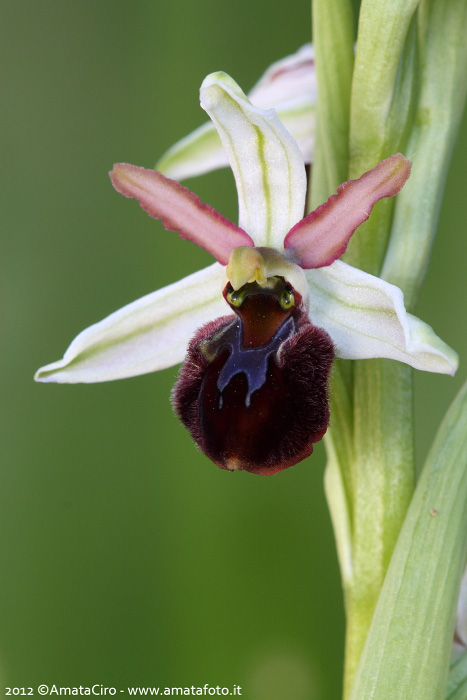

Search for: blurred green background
xmin=1 ymin=1 xmax=466 ymax=698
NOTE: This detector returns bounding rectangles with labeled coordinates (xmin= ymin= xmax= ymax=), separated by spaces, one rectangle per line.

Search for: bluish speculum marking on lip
xmin=200 ymin=277 xmax=297 ymax=407
xmin=206 ymin=314 xmax=295 ymax=408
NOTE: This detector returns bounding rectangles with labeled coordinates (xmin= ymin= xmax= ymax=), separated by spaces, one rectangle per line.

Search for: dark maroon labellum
xmin=172 ymin=277 xmax=335 ymax=475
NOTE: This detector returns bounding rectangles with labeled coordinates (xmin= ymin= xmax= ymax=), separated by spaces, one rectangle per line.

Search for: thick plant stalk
xmin=309 ymin=0 xmax=354 ymax=211
xmin=382 ymin=0 xmax=467 ymax=311
xmin=312 ymin=1 xmax=419 ymax=696
xmin=344 ymin=360 xmax=414 ymax=696
xmin=323 ymin=0 xmax=467 ymax=694
xmin=310 ymin=3 xmax=356 ymax=678
xmin=348 ymin=381 xmax=467 ymax=700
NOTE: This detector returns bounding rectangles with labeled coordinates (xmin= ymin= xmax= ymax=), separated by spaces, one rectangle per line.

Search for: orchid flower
xmin=35 ymin=72 xmax=457 ymax=475
xmin=156 ymin=44 xmax=316 ymax=180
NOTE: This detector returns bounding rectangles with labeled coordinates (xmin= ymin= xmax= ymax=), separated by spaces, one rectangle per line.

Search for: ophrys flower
xmin=35 ymin=72 xmax=458 ymax=474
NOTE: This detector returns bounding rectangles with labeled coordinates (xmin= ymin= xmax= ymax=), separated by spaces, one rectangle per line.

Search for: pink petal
xmin=284 ymin=153 xmax=412 ymax=269
xmin=110 ymin=163 xmax=254 ymax=265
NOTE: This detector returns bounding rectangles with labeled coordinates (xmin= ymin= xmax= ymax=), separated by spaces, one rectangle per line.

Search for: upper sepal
xmin=156 ymin=44 xmax=316 ymax=181
xmin=200 ymin=71 xmax=307 ymax=250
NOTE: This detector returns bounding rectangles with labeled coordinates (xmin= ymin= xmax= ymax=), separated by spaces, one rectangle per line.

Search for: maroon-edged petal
xmin=110 ymin=163 xmax=254 ymax=265
xmin=284 ymin=153 xmax=412 ymax=269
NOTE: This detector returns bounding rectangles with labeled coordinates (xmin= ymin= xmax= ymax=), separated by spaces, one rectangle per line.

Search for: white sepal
xmin=305 ymin=260 xmax=458 ymax=374
xmin=156 ymin=44 xmax=316 ymax=180
xmin=35 ymin=263 xmax=229 ymax=383
xmin=200 ymin=72 xmax=307 ymax=250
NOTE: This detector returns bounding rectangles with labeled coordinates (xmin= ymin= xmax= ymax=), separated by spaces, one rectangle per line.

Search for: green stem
xmin=309 ymin=0 xmax=356 ymax=650
xmin=309 ymin=0 xmax=354 ymax=210
xmin=317 ymin=0 xmax=467 ymax=696
xmin=310 ymin=0 xmax=356 ymax=608
xmin=340 ymin=4 xmax=422 ymax=694
xmin=345 ymin=4 xmax=467 ymax=688
xmin=348 ymin=0 xmax=420 ymax=180
xmin=348 ymin=381 xmax=467 ymax=700
xmin=382 ymin=0 xmax=467 ymax=311
xmin=344 ymin=360 xmax=414 ymax=698
xmin=324 ymin=361 xmax=355 ymax=607
xmin=345 ymin=11 xmax=419 ymax=274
